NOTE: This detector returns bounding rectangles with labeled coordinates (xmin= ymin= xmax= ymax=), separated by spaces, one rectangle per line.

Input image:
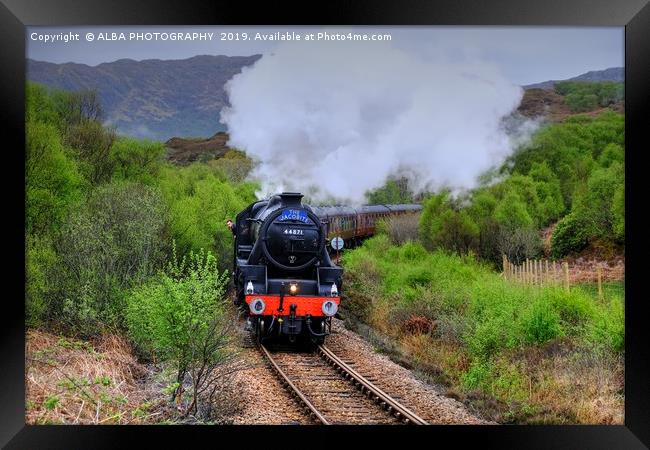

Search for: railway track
xmin=259 ymin=343 xmax=428 ymax=425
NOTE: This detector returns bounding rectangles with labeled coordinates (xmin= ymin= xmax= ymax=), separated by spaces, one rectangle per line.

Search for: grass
xmin=576 ymin=281 xmax=624 ymax=300
xmin=341 ymin=234 xmax=624 ymax=424
xmin=26 ymin=330 xmax=167 ymax=425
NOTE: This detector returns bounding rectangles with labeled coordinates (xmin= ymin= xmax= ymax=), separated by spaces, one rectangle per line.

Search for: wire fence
xmin=502 ymin=254 xmax=608 ymax=299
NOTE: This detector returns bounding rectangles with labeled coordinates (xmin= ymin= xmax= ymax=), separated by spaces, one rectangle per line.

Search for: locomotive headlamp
xmin=330 ymin=283 xmax=338 ymax=297
xmin=322 ymin=300 xmax=338 ymax=317
xmin=289 ymin=282 xmax=298 ymax=295
xmin=246 ymin=281 xmax=254 ymax=295
xmin=249 ymin=298 xmax=265 ymax=315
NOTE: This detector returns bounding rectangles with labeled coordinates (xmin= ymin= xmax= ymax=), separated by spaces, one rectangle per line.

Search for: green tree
xmin=157 ymin=164 xmax=256 ymax=270
xmin=551 ymin=213 xmax=590 ymax=258
xmin=366 ymin=177 xmax=413 ymax=204
xmin=111 ymin=137 xmax=166 ymax=185
xmin=612 ymin=184 xmax=624 ymax=242
xmin=435 ymin=210 xmax=480 ymax=255
xmin=26 ymin=122 xmax=84 ymax=236
xmin=63 ymin=120 xmax=116 ymax=186
xmin=126 ymin=248 xmax=232 ymax=417
xmin=529 ymin=162 xmax=565 ymax=225
xmin=493 ymin=191 xmax=533 ymax=231
xmin=207 ymin=149 xmax=254 ymax=183
xmin=55 ymin=182 xmax=169 ymax=335
xmin=598 ymin=143 xmax=624 ymax=168
xmin=419 ymin=191 xmax=452 ymax=250
xmin=572 ymin=162 xmax=624 ymax=241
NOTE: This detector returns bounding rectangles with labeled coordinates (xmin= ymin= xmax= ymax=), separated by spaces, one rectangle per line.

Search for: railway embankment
xmin=340 ymin=235 xmax=624 ymax=424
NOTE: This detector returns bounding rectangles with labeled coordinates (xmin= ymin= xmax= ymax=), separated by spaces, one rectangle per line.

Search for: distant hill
xmin=27 ymin=55 xmax=262 ymax=141
xmin=28 ymin=57 xmax=623 ymax=142
xmin=165 ymin=131 xmax=230 ymax=165
xmin=523 ymin=67 xmax=623 ymax=90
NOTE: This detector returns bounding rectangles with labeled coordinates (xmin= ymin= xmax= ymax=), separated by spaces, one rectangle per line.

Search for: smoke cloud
xmin=221 ymin=37 xmax=528 ymax=204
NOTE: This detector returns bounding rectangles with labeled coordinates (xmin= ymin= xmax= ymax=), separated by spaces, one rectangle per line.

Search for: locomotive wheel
xmin=254 ymin=317 xmax=265 ymax=343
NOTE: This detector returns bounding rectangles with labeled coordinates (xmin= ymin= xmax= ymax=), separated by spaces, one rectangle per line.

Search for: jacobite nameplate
xmin=278 ymin=209 xmax=312 ymax=224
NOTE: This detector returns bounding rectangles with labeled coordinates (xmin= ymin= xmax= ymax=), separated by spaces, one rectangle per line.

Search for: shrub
xmin=399 ymin=241 xmax=428 ymax=261
xmin=520 ymin=301 xmax=562 ymax=345
xmin=462 ymin=361 xmax=492 ymax=390
xmin=551 ymin=213 xmax=590 ymax=258
xmin=467 ymin=319 xmax=506 ymax=360
xmin=126 ymin=248 xmax=233 ymax=417
xmin=586 ymin=295 xmax=624 ymax=352
xmin=26 ymin=234 xmax=58 ymax=328
xmin=497 ymin=226 xmax=542 ymax=264
xmin=542 ymin=287 xmax=594 ymax=328
xmin=54 ymin=182 xmax=169 ymax=335
xmin=376 ymin=213 xmax=420 ymax=245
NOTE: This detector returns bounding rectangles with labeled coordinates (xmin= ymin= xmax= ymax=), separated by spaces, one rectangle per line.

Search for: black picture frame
xmin=1 ymin=0 xmax=648 ymax=448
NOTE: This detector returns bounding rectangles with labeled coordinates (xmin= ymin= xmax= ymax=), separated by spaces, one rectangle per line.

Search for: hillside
xmin=523 ymin=67 xmax=623 ymax=90
xmin=516 ymin=87 xmax=623 ymax=122
xmin=27 ymin=55 xmax=262 ymax=140
xmin=165 ymin=131 xmax=231 ymax=165
xmin=28 ymin=58 xmax=623 ymax=142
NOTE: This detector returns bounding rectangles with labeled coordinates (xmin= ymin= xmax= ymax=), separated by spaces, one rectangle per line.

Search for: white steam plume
xmin=221 ymin=37 xmax=527 ymax=204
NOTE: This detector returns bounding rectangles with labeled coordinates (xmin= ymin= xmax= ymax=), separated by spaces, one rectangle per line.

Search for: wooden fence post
xmin=553 ymin=262 xmax=558 ymax=285
xmin=530 ymin=260 xmax=534 ymax=285
xmin=544 ymin=259 xmax=548 ymax=284
xmin=563 ymin=262 xmax=570 ymax=291
xmin=524 ymin=259 xmax=527 ymax=284
xmin=597 ymin=266 xmax=603 ymax=299
xmin=503 ymin=254 xmax=508 ymax=279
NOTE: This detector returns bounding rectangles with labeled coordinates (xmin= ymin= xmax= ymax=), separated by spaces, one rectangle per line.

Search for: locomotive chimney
xmin=280 ymin=192 xmax=304 ymax=206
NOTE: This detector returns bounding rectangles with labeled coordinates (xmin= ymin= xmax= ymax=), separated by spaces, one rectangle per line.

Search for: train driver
xmin=226 ymin=219 xmax=236 ymax=236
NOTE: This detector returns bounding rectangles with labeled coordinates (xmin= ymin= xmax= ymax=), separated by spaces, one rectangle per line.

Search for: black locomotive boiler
xmin=233 ymin=192 xmax=342 ymax=344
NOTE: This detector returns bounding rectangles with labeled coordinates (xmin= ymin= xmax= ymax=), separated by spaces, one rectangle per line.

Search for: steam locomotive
xmin=232 ymin=192 xmax=421 ymax=344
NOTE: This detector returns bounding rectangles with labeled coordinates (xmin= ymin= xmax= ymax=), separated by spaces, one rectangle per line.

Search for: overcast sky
xmin=26 ymin=26 xmax=623 ymax=86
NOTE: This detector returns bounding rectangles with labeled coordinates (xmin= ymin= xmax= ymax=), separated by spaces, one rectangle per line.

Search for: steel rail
xmin=317 ymin=345 xmax=428 ymax=425
xmin=259 ymin=344 xmax=330 ymax=425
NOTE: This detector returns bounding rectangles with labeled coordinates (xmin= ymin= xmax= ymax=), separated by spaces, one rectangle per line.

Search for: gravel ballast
xmin=229 ymin=318 xmax=490 ymax=425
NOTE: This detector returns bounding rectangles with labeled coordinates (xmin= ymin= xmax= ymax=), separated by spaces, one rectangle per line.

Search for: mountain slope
xmin=27 ymin=55 xmax=262 ymax=140
xmin=523 ymin=67 xmax=623 ymax=90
